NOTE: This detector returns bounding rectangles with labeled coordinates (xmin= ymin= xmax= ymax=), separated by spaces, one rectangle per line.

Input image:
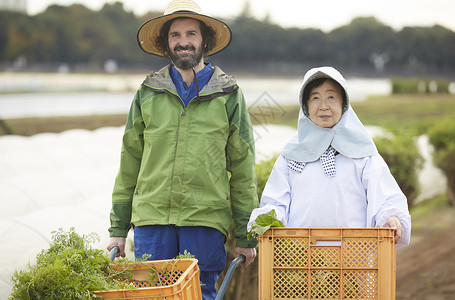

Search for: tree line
xmin=1 ymin=1 xmax=455 ymax=76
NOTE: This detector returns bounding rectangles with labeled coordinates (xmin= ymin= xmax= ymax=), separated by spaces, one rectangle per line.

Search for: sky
xmin=27 ymin=0 xmax=455 ymax=32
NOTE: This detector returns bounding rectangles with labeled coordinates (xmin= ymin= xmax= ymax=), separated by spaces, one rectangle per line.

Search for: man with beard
xmin=106 ymin=1 xmax=258 ymax=299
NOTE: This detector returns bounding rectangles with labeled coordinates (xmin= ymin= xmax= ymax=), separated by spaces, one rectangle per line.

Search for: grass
xmin=248 ymin=104 xmax=300 ymax=128
xmin=409 ymin=193 xmax=454 ymax=235
xmin=411 ymin=194 xmax=448 ymax=219
xmin=2 ymin=94 xmax=454 ymax=137
xmin=352 ymin=94 xmax=455 ymax=135
xmin=249 ymin=94 xmax=455 ymax=134
xmin=0 ymin=114 xmax=127 ymax=136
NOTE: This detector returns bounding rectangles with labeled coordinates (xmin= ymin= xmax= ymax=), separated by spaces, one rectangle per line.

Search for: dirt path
xmin=396 ymin=204 xmax=455 ymax=300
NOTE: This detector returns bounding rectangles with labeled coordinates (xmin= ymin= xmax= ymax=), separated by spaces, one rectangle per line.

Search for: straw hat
xmin=137 ymin=0 xmax=232 ymax=57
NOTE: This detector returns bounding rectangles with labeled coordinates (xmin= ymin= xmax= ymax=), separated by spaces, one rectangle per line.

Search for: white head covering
xmin=281 ymin=66 xmax=377 ymax=162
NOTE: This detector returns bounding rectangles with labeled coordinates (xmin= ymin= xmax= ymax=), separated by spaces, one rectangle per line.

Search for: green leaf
xmin=247 ymin=209 xmax=284 ymax=239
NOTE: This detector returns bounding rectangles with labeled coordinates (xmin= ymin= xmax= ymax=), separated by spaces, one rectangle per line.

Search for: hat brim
xmin=137 ymin=11 xmax=232 ymax=57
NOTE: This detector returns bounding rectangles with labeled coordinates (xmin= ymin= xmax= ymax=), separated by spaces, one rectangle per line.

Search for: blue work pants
xmin=134 ymin=225 xmax=227 ymax=300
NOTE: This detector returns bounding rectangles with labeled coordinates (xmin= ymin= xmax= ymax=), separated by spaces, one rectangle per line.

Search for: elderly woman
xmin=248 ymin=66 xmax=411 ymax=249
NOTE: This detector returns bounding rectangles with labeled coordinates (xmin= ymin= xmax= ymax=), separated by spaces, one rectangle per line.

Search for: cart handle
xmin=109 ymin=246 xmax=120 ymax=262
xmin=215 ymin=255 xmax=246 ymax=300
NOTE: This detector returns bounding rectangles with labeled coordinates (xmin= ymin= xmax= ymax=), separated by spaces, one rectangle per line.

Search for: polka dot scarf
xmin=320 ymin=146 xmax=336 ymax=177
xmin=287 ymin=146 xmax=336 ymax=177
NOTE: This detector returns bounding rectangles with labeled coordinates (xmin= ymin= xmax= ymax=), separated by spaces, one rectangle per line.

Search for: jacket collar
xmin=142 ymin=64 xmax=238 ymax=95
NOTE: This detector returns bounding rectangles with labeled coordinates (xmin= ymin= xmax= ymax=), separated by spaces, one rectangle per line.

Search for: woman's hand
xmin=387 ymin=216 xmax=403 ymax=244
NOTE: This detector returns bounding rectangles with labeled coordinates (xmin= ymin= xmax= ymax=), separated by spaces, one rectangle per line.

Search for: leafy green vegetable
xmin=247 ymin=209 xmax=285 ymax=239
xmin=9 ymin=228 xmax=145 ymax=300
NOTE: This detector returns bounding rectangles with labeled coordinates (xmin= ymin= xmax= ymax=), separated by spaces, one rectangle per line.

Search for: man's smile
xmin=175 ymin=45 xmax=195 ymax=54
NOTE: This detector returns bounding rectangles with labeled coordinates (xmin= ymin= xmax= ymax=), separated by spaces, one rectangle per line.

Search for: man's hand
xmin=234 ymin=246 xmax=256 ymax=267
xmin=107 ymin=237 xmax=126 ymax=258
xmin=387 ymin=216 xmax=403 ymax=244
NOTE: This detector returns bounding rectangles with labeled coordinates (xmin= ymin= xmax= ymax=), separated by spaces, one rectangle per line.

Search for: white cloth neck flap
xmin=281 ymin=66 xmax=377 ymax=163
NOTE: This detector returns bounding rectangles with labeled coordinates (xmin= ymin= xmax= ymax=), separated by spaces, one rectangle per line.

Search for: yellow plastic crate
xmin=93 ymin=258 xmax=202 ymax=300
xmin=258 ymin=228 xmax=396 ymax=300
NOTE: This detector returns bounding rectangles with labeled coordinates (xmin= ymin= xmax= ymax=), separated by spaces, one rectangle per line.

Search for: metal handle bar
xmin=109 ymin=246 xmax=120 ymax=262
xmin=215 ymin=254 xmax=246 ymax=300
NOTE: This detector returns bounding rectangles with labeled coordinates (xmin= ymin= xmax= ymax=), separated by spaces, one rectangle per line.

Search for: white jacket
xmin=248 ymin=153 xmax=411 ymax=249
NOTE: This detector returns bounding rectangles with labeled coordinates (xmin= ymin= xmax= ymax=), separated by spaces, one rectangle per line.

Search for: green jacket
xmin=109 ymin=65 xmax=258 ymax=248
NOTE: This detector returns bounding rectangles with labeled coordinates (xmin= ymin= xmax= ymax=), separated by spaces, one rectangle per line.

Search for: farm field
xmin=1 ymin=93 xmax=455 ymax=299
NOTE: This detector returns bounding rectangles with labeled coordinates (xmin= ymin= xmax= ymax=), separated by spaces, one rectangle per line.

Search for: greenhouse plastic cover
xmin=0 ymin=124 xmax=296 ymax=298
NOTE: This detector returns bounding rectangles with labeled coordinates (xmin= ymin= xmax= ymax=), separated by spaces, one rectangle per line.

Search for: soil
xmin=396 ymin=203 xmax=455 ymax=300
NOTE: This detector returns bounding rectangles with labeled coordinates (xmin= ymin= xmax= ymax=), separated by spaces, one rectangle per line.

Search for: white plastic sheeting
xmin=0 ymin=124 xmax=296 ymax=298
xmin=0 ymin=127 xmax=123 ymax=298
